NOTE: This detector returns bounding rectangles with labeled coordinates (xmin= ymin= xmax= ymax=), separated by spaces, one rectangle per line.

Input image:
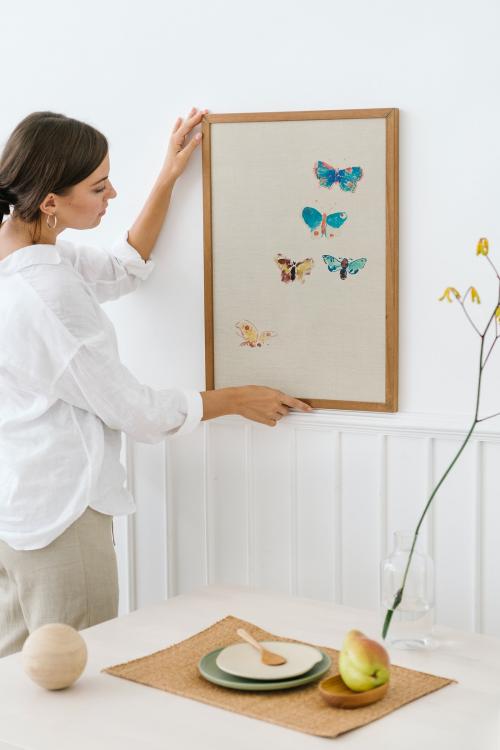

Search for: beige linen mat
xmin=102 ymin=614 xmax=456 ymax=738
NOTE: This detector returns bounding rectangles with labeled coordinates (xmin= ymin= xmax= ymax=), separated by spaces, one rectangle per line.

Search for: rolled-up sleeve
xmin=109 ymin=231 xmax=155 ymax=282
xmin=50 ymin=331 xmax=203 ymax=443
xmin=57 ymin=231 xmax=155 ymax=303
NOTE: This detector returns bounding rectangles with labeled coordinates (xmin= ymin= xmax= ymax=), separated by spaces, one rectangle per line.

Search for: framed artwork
xmin=202 ymin=108 xmax=399 ymax=411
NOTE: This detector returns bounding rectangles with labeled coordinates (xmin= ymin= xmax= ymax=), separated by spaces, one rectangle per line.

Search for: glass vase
xmin=380 ymin=530 xmax=435 ymax=649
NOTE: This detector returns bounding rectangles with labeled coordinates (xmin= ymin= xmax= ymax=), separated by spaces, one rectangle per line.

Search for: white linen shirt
xmin=0 ymin=230 xmax=203 ymax=550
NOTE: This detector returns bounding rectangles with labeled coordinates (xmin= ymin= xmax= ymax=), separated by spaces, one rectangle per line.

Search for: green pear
xmin=338 ymin=629 xmax=390 ymax=692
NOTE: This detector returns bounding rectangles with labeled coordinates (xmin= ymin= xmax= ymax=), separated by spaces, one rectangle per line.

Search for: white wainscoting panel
xmin=385 ymin=435 xmax=432 ymax=556
xmin=340 ymin=431 xmax=381 ymax=611
xmin=295 ymin=429 xmax=337 ymax=601
xmin=113 ymin=410 xmax=500 ymax=636
xmin=249 ymin=423 xmax=293 ymax=593
xmin=433 ymin=437 xmax=477 ymax=632
xmin=482 ymin=442 xmax=500 ymax=637
xmin=165 ymin=426 xmax=207 ymax=596
xmin=206 ymin=422 xmax=249 ymax=586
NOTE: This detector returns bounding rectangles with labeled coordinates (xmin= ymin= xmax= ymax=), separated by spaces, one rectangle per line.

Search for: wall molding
xmin=212 ymin=409 xmax=500 ymax=442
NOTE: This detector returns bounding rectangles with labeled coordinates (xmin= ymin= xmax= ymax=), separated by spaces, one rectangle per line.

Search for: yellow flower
xmin=495 ymin=306 xmax=500 ymax=322
xmin=477 ymin=237 xmax=489 ymax=256
xmin=470 ymin=287 xmax=481 ymax=303
xmin=438 ymin=287 xmax=461 ymax=302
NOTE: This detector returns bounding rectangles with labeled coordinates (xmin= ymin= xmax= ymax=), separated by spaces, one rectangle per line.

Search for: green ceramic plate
xmin=198 ymin=647 xmax=331 ymax=691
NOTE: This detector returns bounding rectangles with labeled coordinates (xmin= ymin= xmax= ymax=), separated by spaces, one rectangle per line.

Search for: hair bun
xmin=0 ymin=187 xmax=14 ymax=215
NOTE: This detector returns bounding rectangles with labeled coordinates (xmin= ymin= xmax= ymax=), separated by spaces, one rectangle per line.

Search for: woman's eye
xmin=94 ymin=187 xmax=105 ymax=193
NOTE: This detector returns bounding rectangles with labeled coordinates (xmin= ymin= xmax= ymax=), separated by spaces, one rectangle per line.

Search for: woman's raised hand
xmin=201 ymin=385 xmax=313 ymax=427
xmin=160 ymin=107 xmax=208 ymax=182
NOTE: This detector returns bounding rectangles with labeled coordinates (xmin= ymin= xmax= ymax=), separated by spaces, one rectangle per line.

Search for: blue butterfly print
xmin=322 ymin=255 xmax=367 ymax=280
xmin=302 ymin=207 xmax=347 ymax=238
xmin=314 ymin=161 xmax=364 ymax=192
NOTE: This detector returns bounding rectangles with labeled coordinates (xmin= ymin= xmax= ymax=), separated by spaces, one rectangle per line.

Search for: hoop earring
xmin=46 ymin=213 xmax=57 ymax=230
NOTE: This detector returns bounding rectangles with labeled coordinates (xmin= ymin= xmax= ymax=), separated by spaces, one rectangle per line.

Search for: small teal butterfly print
xmin=302 ymin=207 xmax=347 ymax=238
xmin=322 ymin=255 xmax=367 ymax=280
xmin=314 ymin=161 xmax=364 ymax=192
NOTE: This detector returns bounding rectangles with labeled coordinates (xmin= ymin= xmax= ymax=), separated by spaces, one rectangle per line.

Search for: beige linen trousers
xmin=0 ymin=506 xmax=119 ymax=658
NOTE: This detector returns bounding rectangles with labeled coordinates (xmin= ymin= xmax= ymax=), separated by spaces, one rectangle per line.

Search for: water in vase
xmin=380 ymin=531 xmax=435 ymax=649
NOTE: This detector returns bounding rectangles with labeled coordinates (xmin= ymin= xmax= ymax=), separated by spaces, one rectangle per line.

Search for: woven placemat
xmin=102 ymin=615 xmax=456 ymax=738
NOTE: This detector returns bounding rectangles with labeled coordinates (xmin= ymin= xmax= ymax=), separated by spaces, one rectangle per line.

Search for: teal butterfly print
xmin=314 ymin=161 xmax=364 ymax=192
xmin=322 ymin=255 xmax=367 ymax=280
xmin=302 ymin=207 xmax=347 ymax=238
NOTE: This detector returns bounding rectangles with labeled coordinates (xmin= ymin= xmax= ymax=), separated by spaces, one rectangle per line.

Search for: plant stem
xmin=382 ymin=336 xmax=484 ymax=640
xmin=382 ymin=266 xmax=500 ymax=641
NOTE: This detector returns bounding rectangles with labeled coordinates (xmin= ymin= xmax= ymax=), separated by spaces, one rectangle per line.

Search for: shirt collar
xmin=0 ymin=244 xmax=62 ymax=275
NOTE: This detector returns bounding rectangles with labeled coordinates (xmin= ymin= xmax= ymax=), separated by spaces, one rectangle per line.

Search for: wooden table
xmin=0 ymin=585 xmax=499 ymax=749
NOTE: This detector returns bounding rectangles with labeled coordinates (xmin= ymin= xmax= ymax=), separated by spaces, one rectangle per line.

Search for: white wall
xmin=4 ymin=0 xmax=500 ymax=633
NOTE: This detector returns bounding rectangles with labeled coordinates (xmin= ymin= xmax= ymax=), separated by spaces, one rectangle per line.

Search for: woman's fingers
xmin=171 ymin=116 xmax=183 ymax=134
xmin=256 ymin=395 xmax=309 ymax=427
xmin=228 ymin=386 xmax=312 ymax=428
xmin=264 ymin=393 xmax=310 ymax=425
xmin=177 ymin=108 xmax=207 ymax=139
xmin=171 ymin=107 xmax=208 ymax=149
xmin=161 ymin=108 xmax=208 ymax=182
xmin=276 ymin=404 xmax=289 ymax=417
xmin=279 ymin=392 xmax=312 ymax=412
xmin=179 ymin=132 xmax=202 ymax=158
xmin=171 ymin=109 xmax=206 ymax=154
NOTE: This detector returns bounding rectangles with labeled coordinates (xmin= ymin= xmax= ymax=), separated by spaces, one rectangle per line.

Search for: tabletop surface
xmin=0 ymin=584 xmax=499 ymax=750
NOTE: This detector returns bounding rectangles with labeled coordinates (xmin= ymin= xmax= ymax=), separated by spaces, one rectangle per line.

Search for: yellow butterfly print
xmin=235 ymin=320 xmax=276 ymax=347
xmin=274 ymin=254 xmax=315 ymax=284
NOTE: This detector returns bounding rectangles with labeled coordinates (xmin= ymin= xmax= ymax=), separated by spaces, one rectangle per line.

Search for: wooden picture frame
xmin=202 ymin=109 xmax=399 ymax=412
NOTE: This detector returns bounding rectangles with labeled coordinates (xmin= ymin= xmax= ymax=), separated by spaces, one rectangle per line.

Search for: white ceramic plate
xmin=215 ymin=641 xmax=324 ymax=680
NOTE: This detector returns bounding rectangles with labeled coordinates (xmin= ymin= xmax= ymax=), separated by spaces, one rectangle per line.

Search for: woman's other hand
xmin=201 ymin=385 xmax=313 ymax=427
xmin=160 ymin=107 xmax=208 ymax=183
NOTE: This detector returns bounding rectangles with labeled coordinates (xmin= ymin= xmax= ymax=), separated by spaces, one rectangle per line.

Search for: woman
xmin=0 ymin=108 xmax=312 ymax=657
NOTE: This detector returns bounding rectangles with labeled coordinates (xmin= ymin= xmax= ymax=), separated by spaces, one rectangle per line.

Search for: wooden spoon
xmin=236 ymin=628 xmax=287 ymax=666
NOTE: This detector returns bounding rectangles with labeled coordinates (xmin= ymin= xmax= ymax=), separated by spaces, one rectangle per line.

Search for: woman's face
xmin=46 ymin=153 xmax=117 ymax=230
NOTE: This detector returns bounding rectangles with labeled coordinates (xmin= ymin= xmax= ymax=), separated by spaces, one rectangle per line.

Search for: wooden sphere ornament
xmin=22 ymin=623 xmax=87 ymax=690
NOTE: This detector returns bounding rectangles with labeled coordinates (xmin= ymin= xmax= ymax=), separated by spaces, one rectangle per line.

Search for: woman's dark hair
xmin=0 ymin=111 xmax=108 ymax=243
